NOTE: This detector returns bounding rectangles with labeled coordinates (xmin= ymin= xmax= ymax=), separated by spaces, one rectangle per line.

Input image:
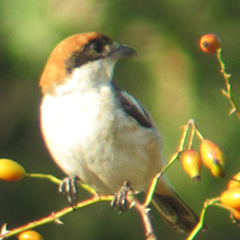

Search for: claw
xmin=111 ymin=181 xmax=133 ymax=212
xmin=59 ymin=176 xmax=80 ymax=205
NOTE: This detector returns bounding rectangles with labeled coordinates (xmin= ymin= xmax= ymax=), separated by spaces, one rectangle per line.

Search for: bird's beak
xmin=110 ymin=41 xmax=137 ymax=59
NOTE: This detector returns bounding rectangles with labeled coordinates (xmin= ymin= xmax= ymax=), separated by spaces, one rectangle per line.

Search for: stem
xmin=144 ymin=119 xmax=194 ymax=206
xmin=188 ymin=127 xmax=195 ymax=149
xmin=132 ymin=198 xmax=157 ymax=240
xmin=26 ymin=173 xmax=97 ymax=195
xmin=0 ymin=195 xmax=113 ymax=239
xmin=186 ymin=198 xmax=220 ymax=240
xmin=216 ymin=49 xmax=240 ymax=120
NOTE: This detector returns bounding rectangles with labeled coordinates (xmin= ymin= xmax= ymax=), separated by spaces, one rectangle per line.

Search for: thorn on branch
xmin=229 ymin=108 xmax=236 ymax=115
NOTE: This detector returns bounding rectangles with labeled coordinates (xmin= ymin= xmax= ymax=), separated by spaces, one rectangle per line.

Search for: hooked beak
xmin=110 ymin=41 xmax=137 ymax=59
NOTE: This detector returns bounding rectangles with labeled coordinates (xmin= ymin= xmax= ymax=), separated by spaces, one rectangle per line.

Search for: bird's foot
xmin=59 ymin=176 xmax=80 ymax=205
xmin=111 ymin=181 xmax=134 ymax=212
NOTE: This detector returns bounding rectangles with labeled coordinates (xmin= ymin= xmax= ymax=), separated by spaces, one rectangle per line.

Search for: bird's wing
xmin=112 ymin=81 xmax=153 ymax=128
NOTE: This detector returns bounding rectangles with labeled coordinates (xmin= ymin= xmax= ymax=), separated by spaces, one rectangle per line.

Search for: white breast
xmin=40 ymin=62 xmax=163 ymax=194
xmin=41 ymin=84 xmax=114 ymax=179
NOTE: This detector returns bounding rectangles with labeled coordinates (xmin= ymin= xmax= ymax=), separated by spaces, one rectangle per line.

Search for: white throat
xmin=54 ymin=58 xmax=117 ymax=96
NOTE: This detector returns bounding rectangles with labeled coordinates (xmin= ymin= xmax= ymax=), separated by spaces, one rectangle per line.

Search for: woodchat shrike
xmin=39 ymin=32 xmax=199 ymax=232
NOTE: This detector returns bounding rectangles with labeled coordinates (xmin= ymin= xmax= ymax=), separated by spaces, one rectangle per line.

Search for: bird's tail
xmin=153 ymin=178 xmax=200 ymax=233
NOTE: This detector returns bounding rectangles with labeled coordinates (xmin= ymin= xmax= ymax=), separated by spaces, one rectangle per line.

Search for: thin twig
xmin=186 ymin=198 xmax=220 ymax=240
xmin=0 ymin=195 xmax=113 ymax=239
xmin=216 ymin=48 xmax=240 ymax=120
xmin=26 ymin=173 xmax=97 ymax=195
xmin=132 ymin=198 xmax=157 ymax=240
xmin=144 ymin=119 xmax=196 ymax=206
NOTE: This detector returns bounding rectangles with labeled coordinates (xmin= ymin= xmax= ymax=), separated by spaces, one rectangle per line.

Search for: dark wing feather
xmin=112 ymin=81 xmax=153 ymax=128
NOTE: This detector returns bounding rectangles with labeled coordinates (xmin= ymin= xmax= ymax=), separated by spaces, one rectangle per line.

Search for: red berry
xmin=200 ymin=139 xmax=225 ymax=169
xmin=220 ymin=188 xmax=240 ymax=211
xmin=228 ymin=172 xmax=240 ymax=190
xmin=199 ymin=34 xmax=220 ymax=53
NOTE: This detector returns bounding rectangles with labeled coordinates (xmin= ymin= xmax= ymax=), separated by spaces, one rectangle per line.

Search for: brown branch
xmin=0 ymin=195 xmax=113 ymax=239
xmin=132 ymin=198 xmax=157 ymax=240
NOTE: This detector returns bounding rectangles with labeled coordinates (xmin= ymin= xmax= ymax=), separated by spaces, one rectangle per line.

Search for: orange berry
xmin=199 ymin=34 xmax=220 ymax=53
xmin=200 ymin=139 xmax=225 ymax=169
xmin=232 ymin=210 xmax=240 ymax=222
xmin=228 ymin=172 xmax=240 ymax=190
xmin=0 ymin=159 xmax=25 ymax=181
xmin=181 ymin=149 xmax=201 ymax=181
xmin=220 ymin=188 xmax=240 ymax=211
xmin=18 ymin=230 xmax=44 ymax=240
xmin=210 ymin=159 xmax=225 ymax=178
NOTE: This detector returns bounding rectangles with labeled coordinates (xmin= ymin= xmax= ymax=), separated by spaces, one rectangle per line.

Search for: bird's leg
xmin=59 ymin=176 xmax=80 ymax=205
xmin=111 ymin=181 xmax=134 ymax=212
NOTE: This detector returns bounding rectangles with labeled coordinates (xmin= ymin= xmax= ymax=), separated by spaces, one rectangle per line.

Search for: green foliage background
xmin=0 ymin=0 xmax=240 ymax=239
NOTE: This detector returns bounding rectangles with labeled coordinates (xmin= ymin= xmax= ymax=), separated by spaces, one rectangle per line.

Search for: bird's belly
xmin=41 ymin=94 xmax=163 ymax=194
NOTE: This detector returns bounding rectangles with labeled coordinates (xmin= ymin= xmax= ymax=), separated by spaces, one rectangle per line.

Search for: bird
xmin=39 ymin=32 xmax=199 ymax=233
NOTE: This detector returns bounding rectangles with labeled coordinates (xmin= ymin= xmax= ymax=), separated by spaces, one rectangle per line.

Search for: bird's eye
xmin=92 ymin=41 xmax=105 ymax=53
